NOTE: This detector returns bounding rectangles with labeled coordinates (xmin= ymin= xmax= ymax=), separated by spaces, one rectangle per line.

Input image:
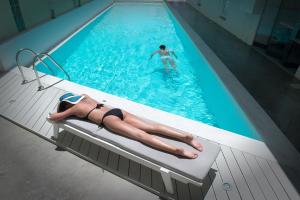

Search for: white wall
xmin=187 ymin=0 xmax=266 ymax=45
xmin=0 ymin=0 xmax=95 ymax=43
xmin=0 ymin=0 xmax=19 ymax=43
xmin=19 ymin=0 xmax=52 ymax=29
xmin=49 ymin=0 xmax=74 ymax=17
xmin=0 ymin=0 xmax=113 ymax=72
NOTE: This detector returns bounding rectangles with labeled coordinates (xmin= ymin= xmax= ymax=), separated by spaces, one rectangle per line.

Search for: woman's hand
xmin=48 ymin=110 xmax=72 ymax=122
xmin=47 ymin=112 xmax=60 ymax=122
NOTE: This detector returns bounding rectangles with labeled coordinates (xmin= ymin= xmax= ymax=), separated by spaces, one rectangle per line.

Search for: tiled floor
xmin=167 ymin=2 xmax=300 ymax=153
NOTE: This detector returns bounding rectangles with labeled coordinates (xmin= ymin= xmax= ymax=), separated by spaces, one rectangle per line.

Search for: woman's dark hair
xmin=58 ymin=101 xmax=67 ymax=113
xmin=159 ymin=45 xmax=166 ymax=50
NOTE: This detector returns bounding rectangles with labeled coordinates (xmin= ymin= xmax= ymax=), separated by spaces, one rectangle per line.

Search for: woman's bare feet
xmin=183 ymin=134 xmax=203 ymax=151
xmin=175 ymin=148 xmax=198 ymax=159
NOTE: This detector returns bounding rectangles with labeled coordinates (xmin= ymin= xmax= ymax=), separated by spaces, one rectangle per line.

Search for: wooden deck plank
xmin=0 ymin=80 xmax=33 ymax=114
xmin=14 ymin=89 xmax=46 ymax=123
xmin=0 ymin=75 xmax=20 ymax=99
xmin=209 ymin=162 xmax=229 ymax=200
xmin=268 ymin=161 xmax=300 ymax=200
xmin=243 ymin=153 xmax=278 ymax=200
xmin=256 ymin=157 xmax=289 ymax=200
xmin=0 ymin=72 xmax=19 ymax=87
xmin=0 ymin=74 xmax=18 ymax=96
xmin=32 ymin=90 xmax=65 ymax=133
xmin=118 ymin=156 xmax=130 ymax=176
xmin=140 ymin=166 xmax=152 ymax=187
xmin=221 ymin=146 xmax=254 ymax=200
xmin=128 ymin=160 xmax=141 ymax=181
xmin=26 ymin=87 xmax=60 ymax=128
xmin=0 ymin=76 xmax=22 ymax=107
xmin=5 ymin=82 xmax=39 ymax=119
xmin=0 ymin=71 xmax=17 ymax=89
xmin=107 ymin=151 xmax=119 ymax=170
xmin=21 ymin=87 xmax=58 ymax=126
xmin=215 ymin=149 xmax=242 ymax=200
xmin=2 ymin=80 xmax=37 ymax=116
xmin=41 ymin=120 xmax=53 ymax=138
xmin=0 ymin=78 xmax=24 ymax=108
xmin=231 ymin=148 xmax=266 ymax=200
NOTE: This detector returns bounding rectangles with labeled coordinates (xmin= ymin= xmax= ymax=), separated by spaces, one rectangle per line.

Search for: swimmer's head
xmin=159 ymin=45 xmax=166 ymax=50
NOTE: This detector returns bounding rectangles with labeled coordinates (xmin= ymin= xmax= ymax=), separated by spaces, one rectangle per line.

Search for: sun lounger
xmin=49 ymin=116 xmax=220 ymax=194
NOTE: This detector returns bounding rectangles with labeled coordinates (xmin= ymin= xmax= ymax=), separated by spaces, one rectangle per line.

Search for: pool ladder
xmin=16 ymin=48 xmax=71 ymax=91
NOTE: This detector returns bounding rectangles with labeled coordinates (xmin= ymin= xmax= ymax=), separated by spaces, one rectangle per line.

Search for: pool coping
xmin=9 ymin=1 xmax=300 ymax=168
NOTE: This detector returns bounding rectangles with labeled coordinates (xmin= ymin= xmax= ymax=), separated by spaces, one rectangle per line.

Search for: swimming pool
xmin=37 ymin=2 xmax=261 ymax=140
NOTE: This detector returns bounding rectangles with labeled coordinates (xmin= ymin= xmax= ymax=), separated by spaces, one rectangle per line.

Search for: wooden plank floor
xmin=0 ymin=72 xmax=299 ymax=200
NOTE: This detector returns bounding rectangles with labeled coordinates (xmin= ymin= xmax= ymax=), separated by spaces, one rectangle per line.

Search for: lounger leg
xmin=160 ymin=167 xmax=174 ymax=194
xmin=51 ymin=124 xmax=66 ymax=151
xmin=52 ymin=123 xmax=59 ymax=140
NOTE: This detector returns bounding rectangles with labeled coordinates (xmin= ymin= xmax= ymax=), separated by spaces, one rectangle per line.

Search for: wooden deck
xmin=0 ymin=71 xmax=299 ymax=200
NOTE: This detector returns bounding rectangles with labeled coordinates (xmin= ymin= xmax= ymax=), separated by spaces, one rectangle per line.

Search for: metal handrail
xmin=33 ymin=53 xmax=71 ymax=91
xmin=16 ymin=48 xmax=55 ymax=84
xmin=38 ymin=53 xmax=71 ymax=80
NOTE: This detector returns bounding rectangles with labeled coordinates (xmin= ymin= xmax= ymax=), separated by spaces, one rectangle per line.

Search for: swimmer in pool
xmin=150 ymin=45 xmax=177 ymax=73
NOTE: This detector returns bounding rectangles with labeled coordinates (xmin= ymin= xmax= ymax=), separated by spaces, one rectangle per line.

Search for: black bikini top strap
xmin=96 ymin=103 xmax=104 ymax=109
xmin=85 ymin=104 xmax=104 ymax=119
xmin=85 ymin=107 xmax=96 ymax=119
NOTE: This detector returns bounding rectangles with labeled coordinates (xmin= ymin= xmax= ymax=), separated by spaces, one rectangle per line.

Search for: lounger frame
xmin=52 ymin=122 xmax=203 ymax=194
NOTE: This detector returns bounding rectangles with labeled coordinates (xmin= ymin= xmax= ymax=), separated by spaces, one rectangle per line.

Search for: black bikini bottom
xmin=101 ymin=108 xmax=124 ymax=125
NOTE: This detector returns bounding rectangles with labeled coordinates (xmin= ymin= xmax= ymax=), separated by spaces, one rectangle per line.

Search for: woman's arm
xmin=49 ymin=107 xmax=74 ymax=122
xmin=149 ymin=50 xmax=159 ymax=59
xmin=171 ymin=50 xmax=177 ymax=59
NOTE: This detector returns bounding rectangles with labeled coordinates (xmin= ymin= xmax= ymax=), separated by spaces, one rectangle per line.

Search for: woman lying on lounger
xmin=49 ymin=93 xmax=203 ymax=159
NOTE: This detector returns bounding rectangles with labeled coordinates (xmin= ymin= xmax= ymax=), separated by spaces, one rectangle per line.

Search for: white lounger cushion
xmin=63 ymin=117 xmax=220 ymax=182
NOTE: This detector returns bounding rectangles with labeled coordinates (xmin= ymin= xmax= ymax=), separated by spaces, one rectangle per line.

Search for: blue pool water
xmin=38 ymin=3 xmax=261 ymax=139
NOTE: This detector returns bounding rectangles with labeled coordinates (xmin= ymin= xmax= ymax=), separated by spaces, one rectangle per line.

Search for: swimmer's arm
xmin=49 ymin=107 xmax=74 ymax=122
xmin=149 ymin=50 xmax=159 ymax=59
xmin=171 ymin=50 xmax=177 ymax=59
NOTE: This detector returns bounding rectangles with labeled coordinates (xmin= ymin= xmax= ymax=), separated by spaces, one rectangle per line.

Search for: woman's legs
xmin=161 ymin=59 xmax=170 ymax=73
xmin=123 ymin=113 xmax=203 ymax=151
xmin=168 ymin=58 xmax=176 ymax=70
xmin=103 ymin=116 xmax=198 ymax=159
